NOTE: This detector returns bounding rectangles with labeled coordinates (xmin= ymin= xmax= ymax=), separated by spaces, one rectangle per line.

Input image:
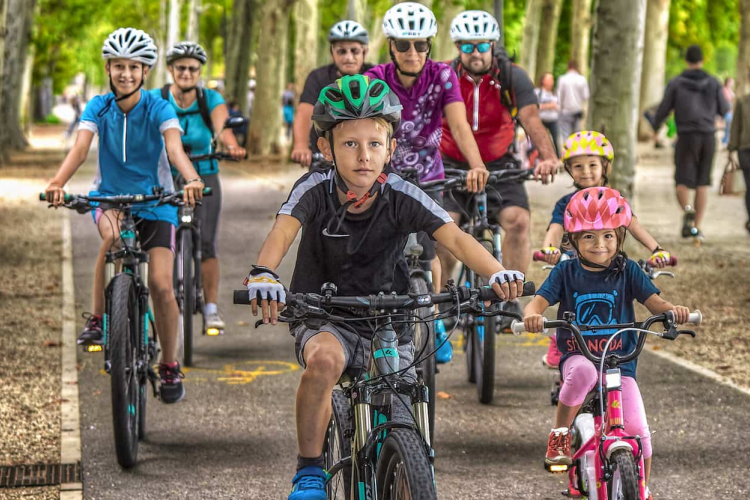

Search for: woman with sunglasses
xmin=291 ymin=20 xmax=372 ymax=168
xmin=152 ymin=41 xmax=246 ymax=335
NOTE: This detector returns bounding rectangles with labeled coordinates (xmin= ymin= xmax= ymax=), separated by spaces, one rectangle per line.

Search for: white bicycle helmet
xmin=166 ymin=41 xmax=208 ymax=65
xmin=328 ymin=20 xmax=369 ymax=44
xmin=383 ymin=2 xmax=437 ymax=39
xmin=102 ymin=28 xmax=158 ymax=67
xmin=450 ymin=11 xmax=500 ymax=42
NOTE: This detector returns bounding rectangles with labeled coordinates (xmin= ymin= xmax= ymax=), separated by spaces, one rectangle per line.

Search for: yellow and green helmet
xmin=312 ymin=74 xmax=402 ymax=134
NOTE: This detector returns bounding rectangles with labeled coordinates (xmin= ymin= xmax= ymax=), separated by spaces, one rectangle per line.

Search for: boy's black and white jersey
xmin=278 ymin=167 xmax=452 ymax=340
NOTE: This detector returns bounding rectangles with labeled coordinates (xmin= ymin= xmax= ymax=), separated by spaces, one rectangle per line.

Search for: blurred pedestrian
xmin=281 ymin=83 xmax=295 ymax=142
xmin=723 ymin=77 xmax=735 ymax=147
xmin=535 ymin=72 xmax=560 ymax=156
xmin=557 ymin=60 xmax=589 ymax=141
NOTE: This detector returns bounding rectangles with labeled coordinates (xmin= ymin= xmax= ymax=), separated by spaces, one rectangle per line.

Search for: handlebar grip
xmin=510 ymin=320 xmax=526 ymax=335
xmin=203 ymin=187 xmax=213 ymax=196
xmin=533 ymin=251 xmax=546 ymax=262
xmin=39 ymin=193 xmax=73 ymax=202
xmin=234 ymin=289 xmax=251 ymax=305
xmin=477 ymin=281 xmax=536 ymax=301
xmin=687 ymin=310 xmax=702 ymax=326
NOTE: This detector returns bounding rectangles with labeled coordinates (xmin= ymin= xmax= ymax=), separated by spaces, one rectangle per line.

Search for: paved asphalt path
xmin=68 ymin=165 xmax=750 ymax=499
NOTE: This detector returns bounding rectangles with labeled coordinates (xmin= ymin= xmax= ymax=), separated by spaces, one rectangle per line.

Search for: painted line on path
xmin=60 ymin=210 xmax=83 ymax=499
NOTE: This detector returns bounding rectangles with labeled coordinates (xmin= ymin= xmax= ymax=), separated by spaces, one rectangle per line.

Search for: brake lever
xmin=651 ymin=271 xmax=675 ymax=279
xmin=678 ymin=329 xmax=697 ymax=338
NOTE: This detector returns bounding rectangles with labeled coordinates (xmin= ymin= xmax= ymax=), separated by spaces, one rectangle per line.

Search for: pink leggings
xmin=559 ymin=355 xmax=652 ymax=458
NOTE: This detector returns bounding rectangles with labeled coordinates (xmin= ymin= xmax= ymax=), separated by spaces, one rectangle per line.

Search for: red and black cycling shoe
xmin=158 ymin=362 xmax=185 ymax=404
xmin=77 ymin=313 xmax=103 ymax=346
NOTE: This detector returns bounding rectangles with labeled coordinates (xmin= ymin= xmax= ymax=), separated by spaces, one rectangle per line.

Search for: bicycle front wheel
xmin=375 ymin=429 xmax=436 ymax=500
xmin=109 ymin=273 xmax=140 ymax=468
xmin=324 ymin=390 xmax=352 ymax=499
xmin=178 ymin=229 xmax=195 ymax=367
xmin=473 ymin=274 xmax=496 ymax=404
xmin=409 ymin=276 xmax=435 ymax=443
xmin=607 ymin=449 xmax=639 ymax=500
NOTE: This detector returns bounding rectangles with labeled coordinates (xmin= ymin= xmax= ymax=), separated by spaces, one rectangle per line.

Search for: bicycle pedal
xmin=545 ymin=462 xmax=569 ymax=474
xmin=82 ymin=344 xmax=103 ymax=353
xmin=205 ymin=327 xmax=224 ymax=336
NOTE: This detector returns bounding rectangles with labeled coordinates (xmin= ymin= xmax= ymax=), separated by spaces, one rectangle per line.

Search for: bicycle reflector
xmin=548 ymin=464 xmax=568 ymax=473
xmin=605 ymin=369 xmax=622 ymax=390
xmin=86 ymin=345 xmax=103 ymax=353
xmin=206 ymin=327 xmax=221 ymax=336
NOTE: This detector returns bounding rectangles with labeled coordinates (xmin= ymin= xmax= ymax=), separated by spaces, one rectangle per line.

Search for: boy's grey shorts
xmin=292 ymin=322 xmax=417 ymax=382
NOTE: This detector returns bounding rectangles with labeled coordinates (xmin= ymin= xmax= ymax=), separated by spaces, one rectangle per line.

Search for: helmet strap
xmin=109 ymin=62 xmax=146 ymax=103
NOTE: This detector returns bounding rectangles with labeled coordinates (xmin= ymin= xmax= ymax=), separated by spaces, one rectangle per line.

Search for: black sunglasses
xmin=334 ymin=47 xmax=363 ymax=56
xmin=393 ymin=40 xmax=431 ymax=53
xmin=174 ymin=65 xmax=201 ymax=74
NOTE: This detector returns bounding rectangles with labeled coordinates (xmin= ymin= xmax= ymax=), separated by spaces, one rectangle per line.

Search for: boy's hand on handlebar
xmin=227 ymin=145 xmax=246 ymax=160
xmin=183 ymin=179 xmax=205 ymax=206
xmin=45 ymin=183 xmax=66 ymax=207
xmin=490 ymin=270 xmax=525 ymax=301
xmin=244 ymin=267 xmax=286 ymax=325
xmin=466 ymin=166 xmax=490 ymax=193
xmin=672 ymin=305 xmax=690 ymax=324
xmin=524 ymin=314 xmax=545 ymax=333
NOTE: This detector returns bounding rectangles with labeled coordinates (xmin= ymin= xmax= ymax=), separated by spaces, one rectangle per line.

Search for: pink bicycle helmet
xmin=564 ymin=187 xmax=632 ymax=233
xmin=561 ymin=130 xmax=614 ymax=163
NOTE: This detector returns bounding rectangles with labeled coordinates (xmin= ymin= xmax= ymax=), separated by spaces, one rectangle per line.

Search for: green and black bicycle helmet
xmin=312 ymin=74 xmax=402 ymax=135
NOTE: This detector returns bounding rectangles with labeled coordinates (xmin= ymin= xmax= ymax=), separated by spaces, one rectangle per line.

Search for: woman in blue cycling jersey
xmin=154 ymin=41 xmax=246 ymax=332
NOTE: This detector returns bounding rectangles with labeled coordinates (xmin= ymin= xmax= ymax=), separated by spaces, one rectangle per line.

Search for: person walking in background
xmin=728 ymin=72 xmax=750 ymax=235
xmin=227 ymin=101 xmax=248 ymax=148
xmin=723 ymin=77 xmax=735 ymax=147
xmin=65 ymin=94 xmax=82 ymax=139
xmin=535 ymin=72 xmax=560 ymax=156
xmin=282 ymin=83 xmax=295 ymax=142
xmin=653 ymin=45 xmax=729 ymax=242
xmin=556 ymin=60 xmax=589 ymax=141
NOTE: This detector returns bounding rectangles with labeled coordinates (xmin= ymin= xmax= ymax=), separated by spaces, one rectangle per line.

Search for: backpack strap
xmin=161 ymin=84 xmax=171 ymax=101
xmin=195 ymin=87 xmax=215 ymax=137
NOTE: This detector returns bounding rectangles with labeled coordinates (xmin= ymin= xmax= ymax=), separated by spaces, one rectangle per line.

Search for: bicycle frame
xmin=175 ymin=203 xmax=206 ymax=328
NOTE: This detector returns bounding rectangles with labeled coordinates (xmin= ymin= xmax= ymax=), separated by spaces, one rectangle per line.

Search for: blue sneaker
xmin=289 ymin=466 xmax=326 ymax=500
xmin=435 ymin=319 xmax=453 ymax=364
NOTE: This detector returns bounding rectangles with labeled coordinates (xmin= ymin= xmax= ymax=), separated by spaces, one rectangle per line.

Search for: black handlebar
xmin=188 ymin=152 xmax=238 ymax=162
xmin=39 ymin=187 xmax=212 ymax=206
xmin=233 ymin=282 xmax=536 ymax=310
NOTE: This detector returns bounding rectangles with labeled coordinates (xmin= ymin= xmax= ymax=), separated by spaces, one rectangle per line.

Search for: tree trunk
xmin=365 ymin=14 xmax=386 ymax=65
xmin=153 ymin=0 xmax=168 ymax=87
xmin=224 ymin=0 xmax=256 ymax=114
xmin=534 ymin=0 xmax=563 ymax=84
xmin=494 ymin=0 xmax=504 ymax=45
xmin=167 ymin=0 xmax=182 ymax=49
xmin=293 ymin=0 xmax=318 ymax=95
xmin=737 ymin=0 xmax=750 ymax=96
xmin=570 ymin=0 xmax=592 ymax=77
xmin=247 ymin=0 xmax=295 ymax=155
xmin=433 ymin=0 xmax=464 ymax=63
xmin=186 ymin=0 xmax=201 ymax=42
xmin=587 ymin=0 xmax=646 ymax=198
xmin=0 ymin=0 xmax=34 ymax=157
xmin=0 ymin=0 xmax=7 ymax=157
xmin=638 ymin=0 xmax=670 ymax=140
xmin=520 ymin=0 xmax=542 ymax=80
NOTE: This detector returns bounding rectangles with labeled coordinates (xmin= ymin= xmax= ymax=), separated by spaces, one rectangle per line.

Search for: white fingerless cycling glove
xmin=490 ymin=270 xmax=525 ymax=285
xmin=244 ymin=266 xmax=287 ymax=303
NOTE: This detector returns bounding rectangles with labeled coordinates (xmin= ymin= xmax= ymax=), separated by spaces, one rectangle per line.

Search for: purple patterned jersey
xmin=366 ymin=60 xmax=463 ymax=182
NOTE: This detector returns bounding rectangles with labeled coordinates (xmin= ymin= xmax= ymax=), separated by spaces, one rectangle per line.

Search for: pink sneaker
xmin=542 ymin=334 xmax=562 ymax=369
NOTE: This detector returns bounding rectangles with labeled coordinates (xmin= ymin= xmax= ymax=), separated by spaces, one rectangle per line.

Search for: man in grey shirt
xmin=556 ymin=59 xmax=590 ymax=142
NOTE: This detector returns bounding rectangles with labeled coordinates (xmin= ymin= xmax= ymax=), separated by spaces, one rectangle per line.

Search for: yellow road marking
xmin=99 ymin=360 xmax=300 ymax=385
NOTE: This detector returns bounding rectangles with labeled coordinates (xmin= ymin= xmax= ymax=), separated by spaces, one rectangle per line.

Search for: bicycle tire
xmin=324 ymin=390 xmax=352 ymax=499
xmin=409 ymin=276 xmax=435 ymax=443
xmin=474 ymin=273 xmax=496 ymax=404
xmin=607 ymin=449 xmax=639 ymax=500
xmin=179 ymin=229 xmax=195 ymax=367
xmin=460 ymin=266 xmax=477 ymax=384
xmin=138 ymin=313 xmax=157 ymax=440
xmin=375 ymin=428 xmax=437 ymax=500
xmin=109 ymin=273 xmax=140 ymax=468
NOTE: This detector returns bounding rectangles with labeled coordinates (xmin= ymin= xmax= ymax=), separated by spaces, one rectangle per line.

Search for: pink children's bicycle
xmin=512 ymin=309 xmax=701 ymax=499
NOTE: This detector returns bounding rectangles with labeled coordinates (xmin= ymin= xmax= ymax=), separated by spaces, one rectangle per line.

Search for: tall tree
xmin=494 ymin=0 xmax=504 ymax=45
xmin=638 ymin=0 xmax=670 ymax=140
xmin=0 ymin=0 xmax=7 ymax=153
xmin=224 ymin=0 xmax=256 ymax=114
xmin=737 ymin=0 xmax=750 ymax=95
xmin=154 ymin=0 xmax=168 ymax=88
xmin=432 ymin=0 xmax=464 ymax=63
xmin=248 ymin=0 xmax=295 ymax=155
xmin=186 ymin=0 xmax=202 ymax=42
xmin=588 ymin=0 xmax=647 ymax=198
xmin=534 ymin=0 xmax=563 ymax=83
xmin=570 ymin=0 xmax=592 ymax=77
xmin=520 ymin=0 xmax=542 ymax=80
xmin=294 ymin=0 xmax=319 ymax=94
xmin=0 ymin=0 xmax=35 ymax=158
xmin=168 ymin=0 xmax=182 ymax=49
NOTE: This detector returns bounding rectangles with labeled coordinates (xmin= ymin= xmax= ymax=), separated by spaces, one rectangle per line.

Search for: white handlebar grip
xmin=687 ymin=310 xmax=702 ymax=326
xmin=510 ymin=320 xmax=526 ymax=336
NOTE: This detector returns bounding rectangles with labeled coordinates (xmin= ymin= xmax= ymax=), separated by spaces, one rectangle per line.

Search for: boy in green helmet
xmin=242 ymin=75 xmax=526 ymax=499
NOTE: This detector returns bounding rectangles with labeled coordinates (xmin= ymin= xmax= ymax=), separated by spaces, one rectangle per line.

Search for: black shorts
xmin=441 ymin=155 xmax=530 ymax=225
xmin=94 ymin=208 xmax=175 ymax=252
xmin=674 ymin=132 xmax=716 ymax=188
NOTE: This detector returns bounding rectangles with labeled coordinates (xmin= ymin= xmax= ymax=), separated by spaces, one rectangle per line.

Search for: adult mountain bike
xmin=235 ymin=281 xmax=534 ymax=498
xmin=41 ymin=187 xmax=209 ymax=468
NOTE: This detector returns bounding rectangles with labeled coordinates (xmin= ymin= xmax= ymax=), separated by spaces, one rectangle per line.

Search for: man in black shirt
xmin=291 ymin=20 xmax=374 ymax=167
xmin=244 ymin=75 xmax=525 ymax=499
xmin=654 ymin=45 xmax=730 ymax=241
